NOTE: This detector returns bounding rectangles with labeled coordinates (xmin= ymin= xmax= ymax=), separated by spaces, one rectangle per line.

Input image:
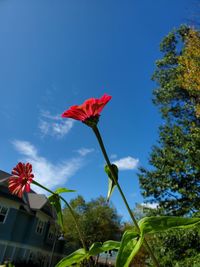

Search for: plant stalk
xmin=92 ymin=126 xmax=160 ymax=267
xmin=32 ymin=180 xmax=87 ymax=252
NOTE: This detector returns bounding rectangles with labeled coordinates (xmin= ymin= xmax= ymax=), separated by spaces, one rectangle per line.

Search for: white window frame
xmin=28 ymin=251 xmax=35 ymax=262
xmin=47 ymin=226 xmax=56 ymax=240
xmin=35 ymin=219 xmax=45 ymax=235
xmin=48 ymin=230 xmax=54 ymax=240
xmin=0 ymin=205 xmax=9 ymax=224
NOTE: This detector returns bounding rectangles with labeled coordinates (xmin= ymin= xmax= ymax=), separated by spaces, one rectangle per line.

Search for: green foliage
xmin=54 ymin=187 xmax=76 ymax=194
xmin=138 ymin=25 xmax=200 ymax=216
xmin=88 ymin=240 xmax=120 ymax=256
xmin=59 ymin=196 xmax=200 ymax=267
xmin=105 ymin=164 xmax=118 ymax=202
xmin=132 ymin=203 xmax=158 ymax=221
xmin=177 ymin=28 xmax=200 ymax=117
xmin=55 ymin=248 xmax=87 ymax=267
xmin=48 ymin=187 xmax=75 ymax=232
xmin=137 ymin=25 xmax=200 ymax=267
xmin=150 ymin=227 xmax=200 ymax=267
xmin=116 ymin=230 xmax=141 ymax=267
xmin=116 ymin=216 xmax=200 ymax=266
xmin=63 ymin=195 xmax=121 ymax=251
xmin=48 ymin=194 xmax=64 ymax=231
xmin=55 ymin=241 xmax=120 ymax=267
xmin=139 ymin=216 xmax=200 ymax=234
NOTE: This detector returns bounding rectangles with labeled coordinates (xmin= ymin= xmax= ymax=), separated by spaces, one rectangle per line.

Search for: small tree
xmin=63 ymin=195 xmax=121 ymax=252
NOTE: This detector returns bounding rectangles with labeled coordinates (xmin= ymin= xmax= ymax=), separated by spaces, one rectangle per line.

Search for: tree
xmin=149 ymin=227 xmax=200 ymax=267
xmin=138 ymin=25 xmax=200 ymax=216
xmin=63 ymin=195 xmax=121 ymax=252
xmin=177 ymin=28 xmax=200 ymax=116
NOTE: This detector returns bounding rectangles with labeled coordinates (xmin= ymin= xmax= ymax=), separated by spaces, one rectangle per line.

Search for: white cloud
xmin=141 ymin=203 xmax=158 ymax=209
xmin=12 ymin=140 xmax=83 ymax=194
xmin=113 ymin=156 xmax=139 ymax=170
xmin=76 ymin=148 xmax=94 ymax=156
xmin=13 ymin=140 xmax=37 ymax=158
xmin=38 ymin=110 xmax=74 ymax=138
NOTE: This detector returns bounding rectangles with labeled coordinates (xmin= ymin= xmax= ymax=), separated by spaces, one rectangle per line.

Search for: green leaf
xmin=89 ymin=240 xmax=120 ymax=256
xmin=54 ymin=187 xmax=76 ymax=194
xmin=89 ymin=242 xmax=104 ymax=256
xmin=116 ymin=230 xmax=141 ymax=267
xmin=48 ymin=194 xmax=64 ymax=231
xmin=138 ymin=216 xmax=200 ymax=235
xmin=116 ymin=216 xmax=200 ymax=267
xmin=55 ymin=248 xmax=87 ymax=267
xmin=48 ymin=188 xmax=75 ymax=230
xmin=101 ymin=240 xmax=121 ymax=251
xmin=105 ymin=164 xmax=118 ymax=202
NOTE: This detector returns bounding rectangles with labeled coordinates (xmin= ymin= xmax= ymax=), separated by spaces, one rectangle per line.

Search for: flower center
xmin=83 ymin=115 xmax=99 ymax=128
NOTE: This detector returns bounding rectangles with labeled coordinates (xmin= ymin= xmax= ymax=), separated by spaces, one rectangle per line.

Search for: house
xmin=0 ymin=170 xmax=66 ymax=267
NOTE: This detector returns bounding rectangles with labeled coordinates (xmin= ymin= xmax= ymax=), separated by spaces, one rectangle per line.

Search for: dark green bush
xmin=149 ymin=227 xmax=200 ymax=267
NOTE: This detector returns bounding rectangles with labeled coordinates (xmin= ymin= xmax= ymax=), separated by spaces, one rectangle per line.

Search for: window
xmin=36 ymin=219 xmax=45 ymax=235
xmin=28 ymin=251 xmax=35 ymax=263
xmin=48 ymin=230 xmax=54 ymax=240
xmin=0 ymin=205 xmax=9 ymax=223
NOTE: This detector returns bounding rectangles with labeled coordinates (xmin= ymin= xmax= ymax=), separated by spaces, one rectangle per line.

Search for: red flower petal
xmin=61 ymin=94 xmax=112 ymax=124
xmin=9 ymin=162 xmax=34 ymax=198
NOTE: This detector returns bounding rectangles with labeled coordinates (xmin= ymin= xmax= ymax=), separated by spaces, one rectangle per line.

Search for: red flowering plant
xmin=62 ymin=93 xmax=112 ymax=127
xmin=7 ymin=162 xmax=86 ymax=255
xmin=7 ymin=94 xmax=200 ymax=267
xmin=58 ymin=94 xmax=200 ymax=267
xmin=9 ymin=162 xmax=34 ymax=198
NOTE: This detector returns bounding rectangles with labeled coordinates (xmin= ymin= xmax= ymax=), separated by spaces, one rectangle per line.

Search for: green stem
xmin=32 ymin=180 xmax=87 ymax=252
xmin=92 ymin=126 xmax=160 ymax=267
xmin=60 ymin=198 xmax=87 ymax=252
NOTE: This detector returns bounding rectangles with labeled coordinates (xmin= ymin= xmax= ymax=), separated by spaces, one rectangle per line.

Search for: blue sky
xmin=0 ymin=0 xmax=195 ymax=220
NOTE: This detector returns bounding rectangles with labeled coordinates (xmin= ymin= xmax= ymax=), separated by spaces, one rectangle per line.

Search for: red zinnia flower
xmin=9 ymin=162 xmax=34 ymax=198
xmin=61 ymin=94 xmax=112 ymax=127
